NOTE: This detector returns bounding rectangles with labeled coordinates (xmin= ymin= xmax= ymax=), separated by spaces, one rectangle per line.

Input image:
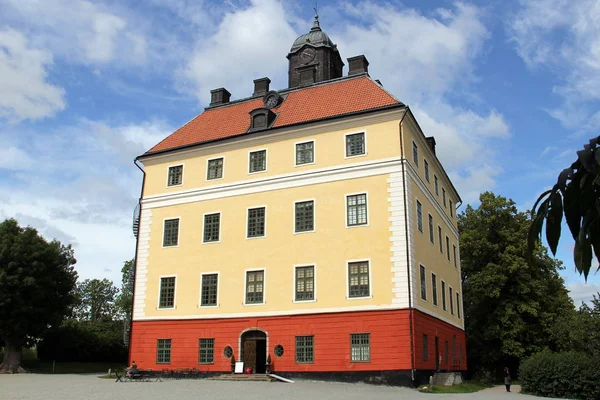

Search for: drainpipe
xmin=128 ymin=158 xmax=146 ymax=365
xmin=398 ymin=110 xmax=416 ymax=385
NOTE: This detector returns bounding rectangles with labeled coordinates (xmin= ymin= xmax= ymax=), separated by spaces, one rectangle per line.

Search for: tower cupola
xmin=287 ymin=11 xmax=344 ymax=88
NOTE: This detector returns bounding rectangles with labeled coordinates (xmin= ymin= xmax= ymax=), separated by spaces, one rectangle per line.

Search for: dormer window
xmin=248 ymin=107 xmax=276 ymax=132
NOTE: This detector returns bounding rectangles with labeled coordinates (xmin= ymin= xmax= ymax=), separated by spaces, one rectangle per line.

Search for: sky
xmin=0 ymin=0 xmax=599 ymax=305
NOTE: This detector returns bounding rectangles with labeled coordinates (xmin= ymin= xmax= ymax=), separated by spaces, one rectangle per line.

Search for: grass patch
xmin=419 ymin=382 xmax=490 ymax=393
xmin=21 ymin=361 xmax=125 ymax=374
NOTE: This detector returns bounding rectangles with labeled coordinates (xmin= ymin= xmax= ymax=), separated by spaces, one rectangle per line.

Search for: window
xmin=200 ymin=274 xmax=218 ymax=307
xmin=347 ymin=194 xmax=367 ymax=226
xmin=413 ymin=142 xmax=419 ymax=166
xmin=203 ymin=213 xmax=220 ymax=243
xmin=167 ymin=165 xmax=183 ymax=186
xmin=453 ymin=245 xmax=458 ymax=268
xmin=247 ymin=207 xmax=266 ymax=238
xmin=295 ymin=200 xmax=314 ymax=233
xmin=295 ymin=266 xmax=315 ymax=301
xmin=249 ymin=150 xmax=267 ymax=173
xmin=438 ymin=227 xmax=443 ymax=253
xmin=274 ymin=345 xmax=284 ymax=357
xmin=159 ymin=277 xmax=175 ymax=308
xmin=449 ymin=200 xmax=453 ymax=217
xmin=423 ymin=334 xmax=428 ymax=361
xmin=246 ymin=270 xmax=264 ymax=304
xmin=296 ymin=141 xmax=314 ymax=165
xmin=434 ymin=175 xmax=439 ymax=196
xmin=348 ymin=261 xmax=370 ymax=298
xmin=157 ymin=339 xmax=171 ymax=363
xmin=432 ymin=273 xmax=438 ymax=306
xmin=207 ymin=158 xmax=223 ymax=180
xmin=420 ymin=265 xmax=427 ymax=301
xmin=224 ymin=346 xmax=233 ymax=358
xmin=163 ymin=218 xmax=179 ymax=247
xmin=442 ymin=281 xmax=447 ymax=311
xmin=198 ymin=338 xmax=214 ymax=364
xmin=446 ymin=236 xmax=450 ymax=261
xmin=295 ymin=335 xmax=314 ymax=363
xmin=424 ymin=159 xmax=430 ymax=182
xmin=346 ymin=132 xmax=365 ymax=157
xmin=453 ymin=335 xmax=457 ymax=363
xmin=416 ymin=200 xmax=423 ymax=232
xmin=428 ymin=214 xmax=434 ymax=243
xmin=457 ymin=292 xmax=461 ymax=319
xmin=443 ymin=188 xmax=447 ymax=207
xmin=450 ymin=287 xmax=454 ymax=315
xmin=350 ymin=333 xmax=370 ymax=362
xmin=444 ymin=340 xmax=449 ymax=364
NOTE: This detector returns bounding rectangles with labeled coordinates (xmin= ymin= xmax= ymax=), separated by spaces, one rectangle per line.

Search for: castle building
xmin=130 ymin=14 xmax=466 ymax=385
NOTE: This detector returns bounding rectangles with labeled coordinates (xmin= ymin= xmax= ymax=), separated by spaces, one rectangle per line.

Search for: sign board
xmin=234 ymin=361 xmax=244 ymax=374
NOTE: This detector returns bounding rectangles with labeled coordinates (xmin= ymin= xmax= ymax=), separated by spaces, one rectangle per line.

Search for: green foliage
xmin=37 ymin=319 xmax=127 ymax=363
xmin=459 ymin=193 xmax=574 ymax=377
xmin=115 ymin=259 xmax=134 ymax=321
xmin=529 ymin=136 xmax=600 ymax=280
xmin=0 ymin=218 xmax=78 ymax=371
xmin=520 ymin=351 xmax=600 ymax=400
xmin=550 ymin=293 xmax=600 ymax=358
xmin=73 ymin=278 xmax=119 ymax=321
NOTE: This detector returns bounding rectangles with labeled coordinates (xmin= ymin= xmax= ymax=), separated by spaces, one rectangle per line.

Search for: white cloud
xmin=181 ymin=0 xmax=298 ymax=102
xmin=509 ymin=0 xmax=600 ymax=133
xmin=0 ymin=119 xmax=171 ymax=282
xmin=568 ymin=281 xmax=600 ymax=306
xmin=1 ymin=0 xmax=145 ymax=66
xmin=0 ymin=28 xmax=65 ymax=122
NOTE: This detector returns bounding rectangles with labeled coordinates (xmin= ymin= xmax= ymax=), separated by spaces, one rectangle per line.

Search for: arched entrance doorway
xmin=241 ymin=330 xmax=267 ymax=374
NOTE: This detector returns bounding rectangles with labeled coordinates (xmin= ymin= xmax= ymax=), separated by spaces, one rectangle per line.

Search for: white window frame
xmin=205 ymin=156 xmax=225 ymax=182
xmin=157 ymin=274 xmax=177 ymax=310
xmin=165 ymin=163 xmax=184 ymax=188
xmin=202 ymin=211 xmax=222 ymax=244
xmin=441 ymin=280 xmax=447 ymax=312
xmin=199 ymin=272 xmax=220 ymax=308
xmin=248 ymin=148 xmax=268 ymax=174
xmin=416 ymin=199 xmax=423 ymax=233
xmin=244 ymin=268 xmax=266 ymax=306
xmin=431 ymin=272 xmax=438 ymax=307
xmin=293 ymin=264 xmax=317 ymax=303
xmin=162 ymin=217 xmax=181 ymax=248
xmin=424 ymin=159 xmax=430 ymax=182
xmin=294 ymin=139 xmax=316 ymax=167
xmin=246 ymin=205 xmax=267 ymax=240
xmin=293 ymin=198 xmax=316 ymax=234
xmin=419 ymin=264 xmax=427 ymax=302
xmin=345 ymin=258 xmax=373 ymax=300
xmin=412 ymin=141 xmax=419 ymax=167
xmin=428 ymin=213 xmax=434 ymax=244
xmin=343 ymin=131 xmax=368 ymax=159
xmin=345 ymin=192 xmax=369 ymax=228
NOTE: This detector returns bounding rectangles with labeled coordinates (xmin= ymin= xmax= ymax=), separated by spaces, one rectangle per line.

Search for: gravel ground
xmin=0 ymin=374 xmax=565 ymax=400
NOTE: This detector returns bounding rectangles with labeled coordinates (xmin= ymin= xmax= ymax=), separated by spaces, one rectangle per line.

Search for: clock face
xmin=299 ymin=47 xmax=316 ymax=64
xmin=264 ymin=92 xmax=280 ymax=109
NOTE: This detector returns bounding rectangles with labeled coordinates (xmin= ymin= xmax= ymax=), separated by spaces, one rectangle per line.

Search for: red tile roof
xmin=145 ymin=76 xmax=402 ymax=155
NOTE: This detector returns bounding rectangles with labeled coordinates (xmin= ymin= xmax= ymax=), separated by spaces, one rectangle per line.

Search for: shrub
xmin=520 ymin=351 xmax=600 ymax=400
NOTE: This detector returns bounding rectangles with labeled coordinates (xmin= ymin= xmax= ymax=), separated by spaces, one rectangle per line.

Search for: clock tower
xmin=287 ymin=13 xmax=344 ymax=89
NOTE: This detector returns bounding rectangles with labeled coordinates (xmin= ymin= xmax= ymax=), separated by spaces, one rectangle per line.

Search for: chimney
xmin=253 ymin=77 xmax=271 ymax=97
xmin=347 ymin=55 xmax=369 ymax=76
xmin=426 ymin=136 xmax=437 ymax=155
xmin=210 ymin=88 xmax=231 ymax=106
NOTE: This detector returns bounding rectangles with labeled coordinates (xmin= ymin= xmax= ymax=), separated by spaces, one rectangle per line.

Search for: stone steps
xmin=208 ymin=374 xmax=273 ymax=382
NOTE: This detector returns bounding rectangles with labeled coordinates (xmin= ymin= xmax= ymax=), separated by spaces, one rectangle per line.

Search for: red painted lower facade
xmin=130 ymin=309 xmax=466 ymax=377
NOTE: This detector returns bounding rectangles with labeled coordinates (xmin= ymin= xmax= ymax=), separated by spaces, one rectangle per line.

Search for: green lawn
xmin=21 ymin=360 xmax=125 ymax=374
xmin=419 ymin=381 xmax=490 ymax=393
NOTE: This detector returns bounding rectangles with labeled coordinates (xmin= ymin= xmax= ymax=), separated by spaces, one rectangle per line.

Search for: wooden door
xmin=243 ymin=339 xmax=257 ymax=372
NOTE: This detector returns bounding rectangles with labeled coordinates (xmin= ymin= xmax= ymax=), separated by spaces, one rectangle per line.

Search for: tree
xmin=459 ymin=193 xmax=574 ymax=378
xmin=115 ymin=259 xmax=134 ymax=321
xmin=0 ymin=218 xmax=78 ymax=373
xmin=73 ymin=278 xmax=119 ymax=322
xmin=551 ymin=294 xmax=600 ymax=358
xmin=529 ymin=136 xmax=600 ymax=280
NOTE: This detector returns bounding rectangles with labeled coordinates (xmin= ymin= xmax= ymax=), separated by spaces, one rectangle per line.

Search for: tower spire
xmin=311 ymin=6 xmax=320 ymax=31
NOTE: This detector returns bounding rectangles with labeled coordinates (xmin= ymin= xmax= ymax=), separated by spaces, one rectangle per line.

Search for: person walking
xmin=504 ymin=367 xmax=512 ymax=392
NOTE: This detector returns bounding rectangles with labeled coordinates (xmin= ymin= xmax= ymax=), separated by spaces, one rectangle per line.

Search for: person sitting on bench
xmin=126 ymin=361 xmax=139 ymax=378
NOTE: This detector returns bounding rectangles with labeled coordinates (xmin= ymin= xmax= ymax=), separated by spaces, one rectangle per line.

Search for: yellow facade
xmin=134 ymin=108 xmax=463 ymax=328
